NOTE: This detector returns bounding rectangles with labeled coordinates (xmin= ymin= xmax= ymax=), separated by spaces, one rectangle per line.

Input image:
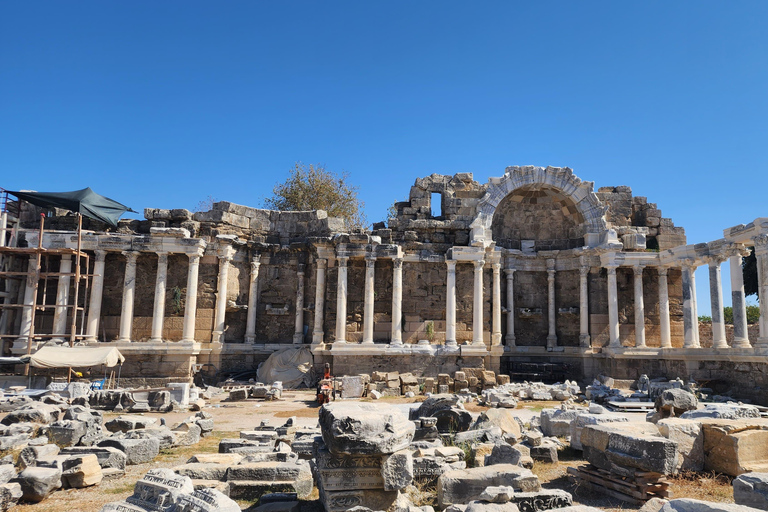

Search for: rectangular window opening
xmin=431 ymin=193 xmax=442 ymax=218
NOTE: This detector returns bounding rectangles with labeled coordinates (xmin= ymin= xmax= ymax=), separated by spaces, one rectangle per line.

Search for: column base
xmin=148 ymin=337 xmax=164 ymax=343
xmin=445 ymin=340 xmax=457 ymax=347
xmin=390 ymin=339 xmax=404 ymax=346
xmin=471 ymin=340 xmax=485 ymax=346
xmin=491 ymin=333 xmax=502 ymax=345
xmin=732 ymin=338 xmax=752 ymax=349
xmin=244 ymin=335 xmax=256 ymax=344
xmin=211 ymin=331 xmax=224 ymax=343
xmin=683 ymin=342 xmax=701 ymax=349
xmin=116 ymin=337 xmax=132 ymax=343
xmin=311 ymin=333 xmax=324 ymax=344
xmin=712 ymin=340 xmax=729 ymax=349
xmin=754 ymin=337 xmax=768 ymax=348
xmin=579 ymin=334 xmax=591 ymax=347
xmin=546 ymin=335 xmax=557 ymax=350
xmin=361 ymin=340 xmax=374 ymax=345
xmin=292 ymin=333 xmax=304 ymax=344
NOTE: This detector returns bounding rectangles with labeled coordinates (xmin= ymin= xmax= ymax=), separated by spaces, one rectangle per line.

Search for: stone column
xmin=362 ymin=256 xmax=376 ymax=344
xmin=52 ymin=254 xmax=73 ymax=341
xmin=708 ymin=256 xmax=728 ymax=349
xmin=311 ymin=258 xmax=326 ymax=344
xmin=117 ymin=251 xmax=139 ymax=343
xmin=681 ymin=261 xmax=700 ymax=348
xmin=658 ymin=267 xmax=672 ymax=348
xmin=245 ymin=256 xmax=261 ymax=344
xmin=181 ymin=252 xmax=202 ymax=343
xmin=691 ymin=267 xmax=700 ymax=346
xmin=472 ymin=259 xmax=485 ymax=346
xmin=505 ymin=268 xmax=516 ymax=347
xmin=212 ymin=248 xmax=234 ymax=343
xmin=579 ymin=266 xmax=590 ymax=347
xmin=391 ymin=258 xmax=403 ymax=345
xmin=633 ymin=265 xmax=646 ymax=348
xmin=334 ymin=257 xmax=348 ymax=344
xmin=606 ymin=266 xmax=620 ymax=347
xmin=85 ymin=250 xmax=107 ymax=341
xmin=546 ymin=262 xmax=557 ymax=350
xmin=445 ymin=260 xmax=457 ymax=346
xmin=293 ymin=264 xmax=306 ymax=344
xmin=149 ymin=252 xmax=169 ymax=342
xmin=491 ymin=263 xmax=502 ymax=346
xmin=754 ymin=235 xmax=768 ymax=348
xmin=730 ymin=251 xmax=751 ymax=348
xmin=18 ymin=256 xmax=37 ymax=343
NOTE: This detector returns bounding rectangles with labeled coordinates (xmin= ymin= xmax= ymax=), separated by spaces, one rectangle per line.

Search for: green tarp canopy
xmin=8 ymin=187 xmax=136 ymax=227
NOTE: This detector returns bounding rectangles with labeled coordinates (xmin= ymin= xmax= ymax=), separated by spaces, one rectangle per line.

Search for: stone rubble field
xmin=0 ymin=373 xmax=766 ymax=512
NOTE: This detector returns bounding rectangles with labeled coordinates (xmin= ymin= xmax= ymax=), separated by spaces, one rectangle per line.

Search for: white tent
xmin=22 ymin=346 xmax=125 ymax=369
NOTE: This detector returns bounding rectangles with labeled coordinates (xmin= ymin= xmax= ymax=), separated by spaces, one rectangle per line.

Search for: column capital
xmin=188 ymin=253 xmax=202 ymax=265
xmin=250 ymin=259 xmax=261 ymax=273
xmin=122 ymin=251 xmax=139 ymax=264
xmin=704 ymin=254 xmax=726 ymax=267
xmin=337 ymin=256 xmax=349 ymax=267
xmin=632 ymin=264 xmax=646 ymax=275
xmin=680 ymin=258 xmax=696 ymax=271
xmin=547 ymin=268 xmax=556 ymax=280
xmin=658 ymin=266 xmax=669 ymax=277
xmin=297 ymin=263 xmax=305 ymax=276
xmin=60 ymin=253 xmax=73 ymax=261
xmin=579 ymin=265 xmax=590 ymax=277
xmin=504 ymin=268 xmax=516 ymax=277
xmin=393 ymin=257 xmax=403 ymax=269
xmin=605 ymin=265 xmax=617 ymax=275
xmin=157 ymin=252 xmax=169 ymax=264
xmin=754 ymin=234 xmax=768 ymax=249
xmin=473 ymin=259 xmax=486 ymax=270
xmin=492 ymin=262 xmax=501 ymax=273
xmin=316 ymin=258 xmax=327 ymax=269
xmin=217 ymin=244 xmax=236 ymax=260
xmin=94 ymin=249 xmax=107 ymax=262
xmin=446 ymin=259 xmax=457 ymax=271
xmin=365 ymin=256 xmax=376 ymax=268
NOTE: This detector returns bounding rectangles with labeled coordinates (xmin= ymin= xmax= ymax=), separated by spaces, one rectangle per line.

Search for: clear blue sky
xmin=2 ymin=2 xmax=767 ymax=314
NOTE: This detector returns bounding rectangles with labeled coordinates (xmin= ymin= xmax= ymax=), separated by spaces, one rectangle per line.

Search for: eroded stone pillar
xmin=754 ymin=235 xmax=768 ymax=348
xmin=606 ymin=266 xmax=620 ymax=347
xmin=505 ymin=268 xmax=516 ymax=347
xmin=181 ymin=252 xmax=202 ymax=343
xmin=293 ymin=264 xmax=305 ymax=344
xmin=149 ymin=252 xmax=169 ymax=342
xmin=445 ymin=260 xmax=457 ymax=346
xmin=492 ymin=263 xmax=502 ymax=346
xmin=245 ymin=256 xmax=261 ymax=344
xmin=85 ymin=250 xmax=107 ymax=341
xmin=312 ymin=258 xmax=326 ymax=344
xmin=658 ymin=267 xmax=672 ymax=348
xmin=708 ymin=256 xmax=728 ymax=349
xmin=52 ymin=254 xmax=73 ymax=341
xmin=362 ymin=256 xmax=376 ymax=344
xmin=681 ymin=261 xmax=700 ymax=348
xmin=633 ymin=265 xmax=646 ymax=348
xmin=691 ymin=267 xmax=700 ymax=346
xmin=334 ymin=257 xmax=348 ymax=344
xmin=546 ymin=261 xmax=557 ymax=350
xmin=18 ymin=256 xmax=37 ymax=344
xmin=579 ymin=266 xmax=590 ymax=347
xmin=730 ymin=251 xmax=751 ymax=348
xmin=212 ymin=247 xmax=234 ymax=343
xmin=472 ymin=259 xmax=485 ymax=346
xmin=391 ymin=258 xmax=403 ymax=345
xmin=117 ymin=251 xmax=139 ymax=343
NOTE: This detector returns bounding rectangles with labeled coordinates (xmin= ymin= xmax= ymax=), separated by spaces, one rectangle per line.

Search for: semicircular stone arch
xmin=472 ymin=166 xmax=608 ymax=248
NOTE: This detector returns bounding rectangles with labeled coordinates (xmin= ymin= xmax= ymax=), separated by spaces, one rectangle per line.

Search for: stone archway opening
xmin=491 ymin=185 xmax=586 ymax=251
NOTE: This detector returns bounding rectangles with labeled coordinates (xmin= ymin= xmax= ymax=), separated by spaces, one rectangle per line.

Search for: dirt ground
xmin=5 ymin=391 xmax=735 ymax=511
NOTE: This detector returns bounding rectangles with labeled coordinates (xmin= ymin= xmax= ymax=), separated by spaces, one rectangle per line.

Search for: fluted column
xmin=391 ymin=258 xmax=403 ymax=345
xmin=472 ymin=259 xmax=485 ymax=346
xmin=754 ymin=235 xmax=768 ymax=348
xmin=681 ymin=261 xmax=700 ymax=348
xmin=362 ymin=256 xmax=376 ymax=344
xmin=52 ymin=254 xmax=73 ymax=341
xmin=505 ymin=268 xmax=516 ymax=347
xmin=691 ymin=267 xmax=700 ymax=346
xmin=334 ymin=257 xmax=348 ymax=344
xmin=491 ymin=263 xmax=502 ymax=346
xmin=293 ymin=264 xmax=306 ymax=344
xmin=181 ymin=252 xmax=202 ymax=343
xmin=579 ymin=266 xmax=590 ymax=347
xmin=707 ymin=256 xmax=728 ymax=349
xmin=312 ymin=258 xmax=326 ymax=344
xmin=546 ymin=262 xmax=557 ymax=350
xmin=606 ymin=266 xmax=620 ymax=347
xmin=85 ymin=250 xmax=107 ymax=341
xmin=730 ymin=251 xmax=751 ymax=348
xmin=212 ymin=247 xmax=234 ymax=343
xmin=245 ymin=256 xmax=261 ymax=344
xmin=658 ymin=267 xmax=672 ymax=348
xmin=445 ymin=260 xmax=457 ymax=346
xmin=117 ymin=251 xmax=139 ymax=343
xmin=149 ymin=252 xmax=169 ymax=342
xmin=633 ymin=265 xmax=646 ymax=348
xmin=18 ymin=256 xmax=37 ymax=344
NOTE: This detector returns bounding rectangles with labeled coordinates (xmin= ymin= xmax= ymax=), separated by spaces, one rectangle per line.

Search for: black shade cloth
xmin=8 ymin=187 xmax=136 ymax=227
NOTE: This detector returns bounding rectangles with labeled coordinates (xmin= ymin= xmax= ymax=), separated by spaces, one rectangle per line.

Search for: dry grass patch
xmin=670 ymin=470 xmax=733 ymax=503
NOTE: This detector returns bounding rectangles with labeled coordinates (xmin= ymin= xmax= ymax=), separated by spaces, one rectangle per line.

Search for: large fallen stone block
xmin=18 ymin=444 xmax=60 ymax=470
xmin=18 ymin=466 xmax=62 ymax=503
xmin=315 ymin=448 xmax=385 ymax=491
xmin=188 ymin=453 xmax=242 ymax=465
xmin=173 ymin=463 xmax=229 ymax=481
xmin=62 ymin=454 xmax=103 ymax=488
xmin=658 ymin=418 xmax=704 ymax=471
xmin=98 ymin=437 xmax=160 ymax=465
xmin=485 ymin=443 xmax=525 ymax=467
xmin=226 ymin=460 xmax=313 ymax=500
xmin=0 ymin=434 xmax=29 ymax=451
xmin=681 ymin=404 xmax=760 ymax=420
xmin=569 ymin=413 xmax=629 ymax=450
xmin=581 ymin=423 xmax=678 ymax=476
xmin=318 ymin=482 xmax=399 ymax=512
xmin=104 ymin=415 xmax=157 ymax=433
xmin=474 ymin=409 xmax=522 ymax=440
xmin=413 ymin=457 xmax=465 ymax=484
xmin=121 ymin=427 xmax=175 ymax=450
xmin=437 ymin=464 xmax=540 ymax=508
xmin=319 ymin=402 xmax=414 ymax=455
xmin=48 ymin=419 xmax=88 ymax=447
xmin=702 ymin=419 xmax=768 ymax=476
xmin=0 ymin=482 xmax=22 ymax=511
xmin=530 ymin=440 xmax=559 ymax=463
xmin=0 ymin=467 xmax=13 ymax=487
xmin=512 ymin=490 xmax=573 ymax=512
xmin=59 ymin=446 xmax=127 ymax=470
xmin=1 ymin=403 xmax=59 ymax=426
xmin=381 ymin=449 xmax=413 ymax=491
xmin=733 ymin=472 xmax=768 ymax=510
xmin=659 ymin=498 xmax=765 ymax=512
xmin=125 ymin=468 xmax=194 ymax=510
xmin=655 ymin=389 xmax=698 ymax=418
xmin=172 ymin=422 xmax=202 ymax=446
xmin=219 ymin=438 xmax=273 ymax=454
xmin=540 ymin=409 xmax=583 ymax=438
xmin=175 ymin=487 xmax=240 ymax=512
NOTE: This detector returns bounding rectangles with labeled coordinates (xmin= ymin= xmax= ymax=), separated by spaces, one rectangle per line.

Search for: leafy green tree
xmin=718 ymin=305 xmax=759 ymax=324
xmin=264 ymin=163 xmax=366 ymax=229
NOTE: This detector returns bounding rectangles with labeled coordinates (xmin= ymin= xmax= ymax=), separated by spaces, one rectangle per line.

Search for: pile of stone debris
xmin=0 ymin=387 xmax=214 ymax=508
xmin=227 ymin=381 xmax=284 ymax=401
